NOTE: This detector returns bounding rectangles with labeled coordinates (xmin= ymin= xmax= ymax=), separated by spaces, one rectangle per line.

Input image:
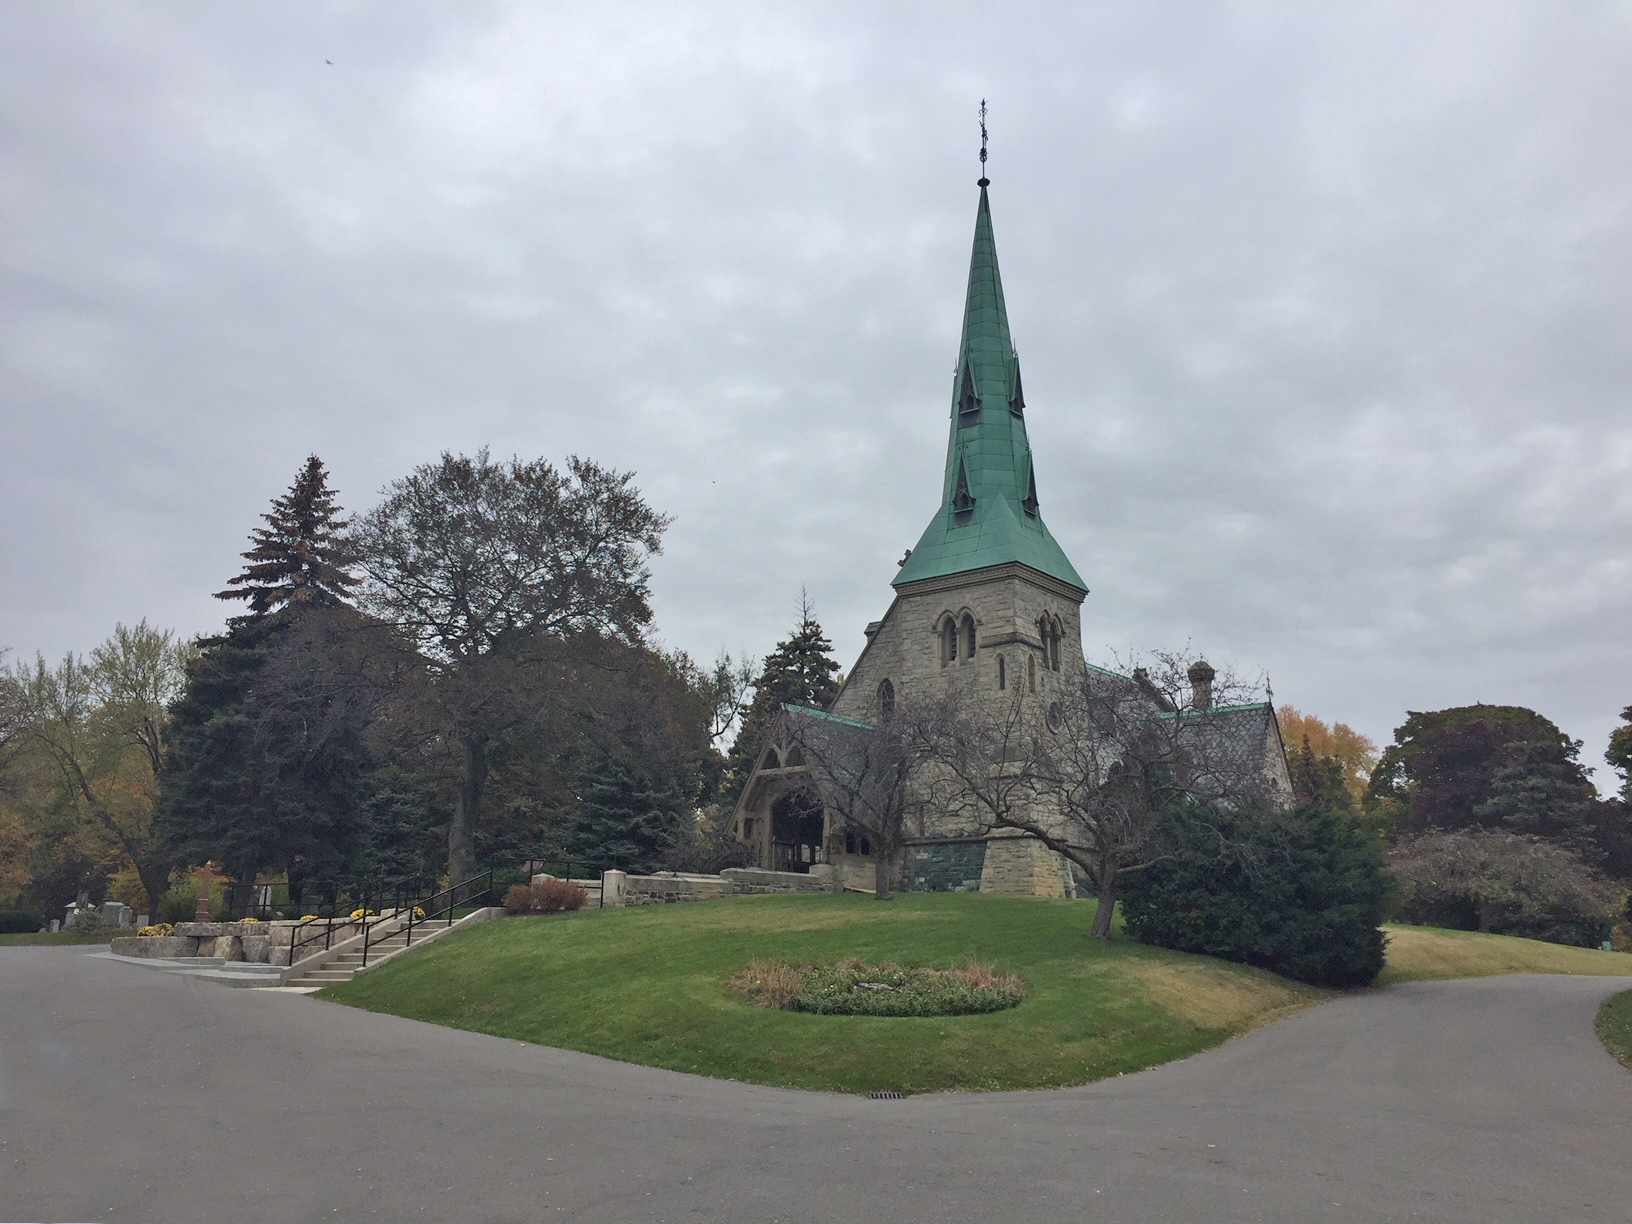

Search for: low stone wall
xmin=110 ymin=919 xmax=374 ymax=966
xmin=607 ymin=866 xmax=837 ymax=907
xmin=720 ymin=867 xmax=836 ymax=895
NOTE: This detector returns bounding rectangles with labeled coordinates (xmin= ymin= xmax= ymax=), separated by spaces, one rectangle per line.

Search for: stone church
xmin=731 ymin=171 xmax=1289 ymax=896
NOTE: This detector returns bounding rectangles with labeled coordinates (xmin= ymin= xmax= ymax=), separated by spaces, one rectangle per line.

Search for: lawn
xmin=320 ymin=896 xmax=1632 ymax=1095
xmin=1597 ymin=990 xmax=1632 ymax=1072
xmin=0 ymin=930 xmax=116 ymax=947
xmin=1378 ymin=924 xmax=1632 ymax=985
xmin=322 ymin=892 xmax=1326 ymax=1094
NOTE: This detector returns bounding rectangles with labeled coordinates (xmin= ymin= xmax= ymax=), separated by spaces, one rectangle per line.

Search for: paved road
xmin=2 ymin=948 xmax=1628 ymax=1224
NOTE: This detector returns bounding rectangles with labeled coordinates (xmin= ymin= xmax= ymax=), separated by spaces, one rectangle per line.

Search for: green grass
xmin=321 ymin=893 xmax=1327 ymax=1094
xmin=1597 ymin=990 xmax=1632 ymax=1072
xmin=1379 ymin=924 xmax=1632 ymax=985
xmin=0 ymin=930 xmax=117 ymax=946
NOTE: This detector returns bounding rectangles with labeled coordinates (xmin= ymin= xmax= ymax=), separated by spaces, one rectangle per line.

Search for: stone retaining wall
xmin=603 ymin=866 xmax=837 ymax=907
xmin=110 ymin=918 xmax=374 ymax=966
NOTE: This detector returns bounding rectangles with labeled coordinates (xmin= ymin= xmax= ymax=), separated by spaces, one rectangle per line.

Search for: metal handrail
xmin=360 ymin=869 xmax=495 ymax=968
xmin=287 ymin=877 xmax=431 ymax=964
xmin=284 ymin=868 xmax=499 ymax=969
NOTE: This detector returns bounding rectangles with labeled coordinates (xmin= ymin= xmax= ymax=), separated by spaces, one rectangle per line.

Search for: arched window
xmin=941 ymin=618 xmax=958 ymax=668
xmin=996 ymin=655 xmax=1007 ymax=690
xmin=860 ymin=837 xmax=872 ymax=856
xmin=783 ymin=746 xmax=804 ymax=767
xmin=1049 ymin=617 xmax=1062 ymax=671
xmin=878 ymin=679 xmax=896 ymax=720
xmin=1027 ymin=654 xmax=1036 ymax=692
xmin=961 ymin=614 xmax=976 ymax=659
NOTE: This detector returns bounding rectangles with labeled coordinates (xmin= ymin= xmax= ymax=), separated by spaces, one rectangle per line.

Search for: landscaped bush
xmin=1120 ymin=804 xmax=1391 ymax=988
xmin=1389 ymin=828 xmax=1619 ymax=948
xmin=137 ymin=922 xmax=175 ymax=937
xmin=504 ymin=878 xmax=589 ymax=915
xmin=0 ymin=911 xmax=46 ymax=935
xmin=65 ymin=909 xmax=107 ymax=937
xmin=727 ymin=957 xmax=1026 ymax=1017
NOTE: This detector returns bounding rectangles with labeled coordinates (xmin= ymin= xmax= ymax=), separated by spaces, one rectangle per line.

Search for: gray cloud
xmin=2 ymin=1 xmax=1629 ymax=781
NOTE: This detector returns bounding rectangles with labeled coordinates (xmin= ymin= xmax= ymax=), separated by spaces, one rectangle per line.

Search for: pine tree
xmin=217 ymin=455 xmax=359 ymax=615
xmin=562 ymin=759 xmax=684 ymax=875
xmin=724 ymin=596 xmax=842 ymax=798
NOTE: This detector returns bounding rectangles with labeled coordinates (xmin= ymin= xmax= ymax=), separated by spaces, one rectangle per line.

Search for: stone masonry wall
xmin=615 ymin=867 xmax=837 ymax=906
xmin=905 ymin=838 xmax=989 ymax=892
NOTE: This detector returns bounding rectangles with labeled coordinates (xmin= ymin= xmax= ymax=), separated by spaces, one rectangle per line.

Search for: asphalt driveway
xmin=2 ymin=946 xmax=1628 ymax=1223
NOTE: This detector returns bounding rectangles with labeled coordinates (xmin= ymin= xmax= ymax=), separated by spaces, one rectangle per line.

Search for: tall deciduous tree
xmin=1366 ymin=706 xmax=1602 ymax=856
xmin=351 ymin=450 xmax=670 ymax=882
xmin=217 ymin=455 xmax=360 ymax=614
xmin=2 ymin=623 xmax=189 ymax=917
xmin=1608 ymin=705 xmax=1632 ymax=806
xmin=1275 ymin=706 xmax=1378 ymax=806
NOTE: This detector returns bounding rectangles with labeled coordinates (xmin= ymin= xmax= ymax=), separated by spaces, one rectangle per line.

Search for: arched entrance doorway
xmin=769 ymin=787 xmax=825 ymax=874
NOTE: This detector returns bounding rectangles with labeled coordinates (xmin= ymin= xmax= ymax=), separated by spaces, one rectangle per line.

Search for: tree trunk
xmin=1089 ymin=871 xmax=1118 ymax=940
xmin=449 ymin=734 xmax=487 ymax=884
xmin=135 ymin=860 xmax=170 ymax=926
xmin=874 ymin=851 xmax=893 ymax=901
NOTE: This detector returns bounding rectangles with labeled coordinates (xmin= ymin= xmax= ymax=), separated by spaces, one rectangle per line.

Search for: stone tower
xmin=822 ymin=174 xmax=1088 ymax=896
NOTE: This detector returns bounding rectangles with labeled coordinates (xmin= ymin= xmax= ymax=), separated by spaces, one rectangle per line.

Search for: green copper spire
xmin=893 ymin=179 xmax=1086 ymax=593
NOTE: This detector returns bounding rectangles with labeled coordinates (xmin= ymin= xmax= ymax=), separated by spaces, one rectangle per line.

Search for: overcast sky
xmin=3 ymin=1 xmax=1629 ymax=782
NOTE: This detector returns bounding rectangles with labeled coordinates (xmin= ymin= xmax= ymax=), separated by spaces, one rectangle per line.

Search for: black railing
xmin=360 ymin=869 xmax=495 ymax=967
xmin=287 ymin=870 xmax=497 ymax=970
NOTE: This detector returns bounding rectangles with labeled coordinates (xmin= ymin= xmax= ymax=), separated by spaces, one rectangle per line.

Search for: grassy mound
xmin=1379 ymin=924 xmax=1632 ymax=985
xmin=318 ymin=898 xmax=1632 ymax=1095
xmin=728 ymin=957 xmax=1025 ymax=1017
xmin=321 ymin=893 xmax=1324 ymax=1094
xmin=1595 ymin=990 xmax=1632 ymax=1072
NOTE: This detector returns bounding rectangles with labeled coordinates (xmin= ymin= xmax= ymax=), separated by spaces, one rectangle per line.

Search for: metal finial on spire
xmin=978 ymin=99 xmax=990 ymax=187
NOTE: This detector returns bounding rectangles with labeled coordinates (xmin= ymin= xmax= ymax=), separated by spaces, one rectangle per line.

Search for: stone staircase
xmin=282 ymin=923 xmax=416 ymax=987
xmin=281 ymin=907 xmax=502 ymax=989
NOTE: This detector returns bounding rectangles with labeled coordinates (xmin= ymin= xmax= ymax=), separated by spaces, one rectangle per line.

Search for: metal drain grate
xmin=869 ymin=1091 xmax=905 ymax=1100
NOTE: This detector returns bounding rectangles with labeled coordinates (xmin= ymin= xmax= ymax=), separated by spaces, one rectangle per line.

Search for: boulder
xmin=110 ymin=936 xmax=199 ymax=958
xmin=239 ymin=935 xmax=272 ymax=963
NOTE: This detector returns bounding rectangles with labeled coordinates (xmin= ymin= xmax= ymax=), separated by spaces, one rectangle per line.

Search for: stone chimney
xmin=1188 ymin=660 xmax=1215 ymax=712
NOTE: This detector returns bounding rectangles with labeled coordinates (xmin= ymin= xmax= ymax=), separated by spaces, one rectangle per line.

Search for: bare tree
xmin=782 ymin=702 xmax=918 ymax=900
xmin=920 ymin=652 xmax=1280 ymax=939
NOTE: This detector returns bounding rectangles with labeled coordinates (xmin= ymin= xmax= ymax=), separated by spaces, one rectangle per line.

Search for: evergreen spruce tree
xmin=562 ymin=759 xmax=684 ymax=875
xmin=217 ymin=455 xmax=359 ymax=614
xmin=161 ymin=459 xmax=373 ymax=891
xmin=724 ymin=596 xmax=842 ymax=798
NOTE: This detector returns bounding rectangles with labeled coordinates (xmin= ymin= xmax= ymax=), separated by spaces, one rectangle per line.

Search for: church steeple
xmin=893 ymin=171 xmax=1086 ymax=594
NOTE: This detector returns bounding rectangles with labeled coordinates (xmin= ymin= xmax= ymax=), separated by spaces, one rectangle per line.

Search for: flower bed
xmin=727 ymin=957 xmax=1026 ymax=1018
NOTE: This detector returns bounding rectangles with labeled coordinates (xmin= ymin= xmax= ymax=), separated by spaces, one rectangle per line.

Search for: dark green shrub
xmin=1120 ymin=804 xmax=1391 ymax=988
xmin=65 ymin=909 xmax=107 ymax=937
xmin=0 ymin=911 xmax=46 ymax=935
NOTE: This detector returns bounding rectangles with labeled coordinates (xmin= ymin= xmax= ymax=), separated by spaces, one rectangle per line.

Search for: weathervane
xmin=978 ymin=98 xmax=990 ymax=187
